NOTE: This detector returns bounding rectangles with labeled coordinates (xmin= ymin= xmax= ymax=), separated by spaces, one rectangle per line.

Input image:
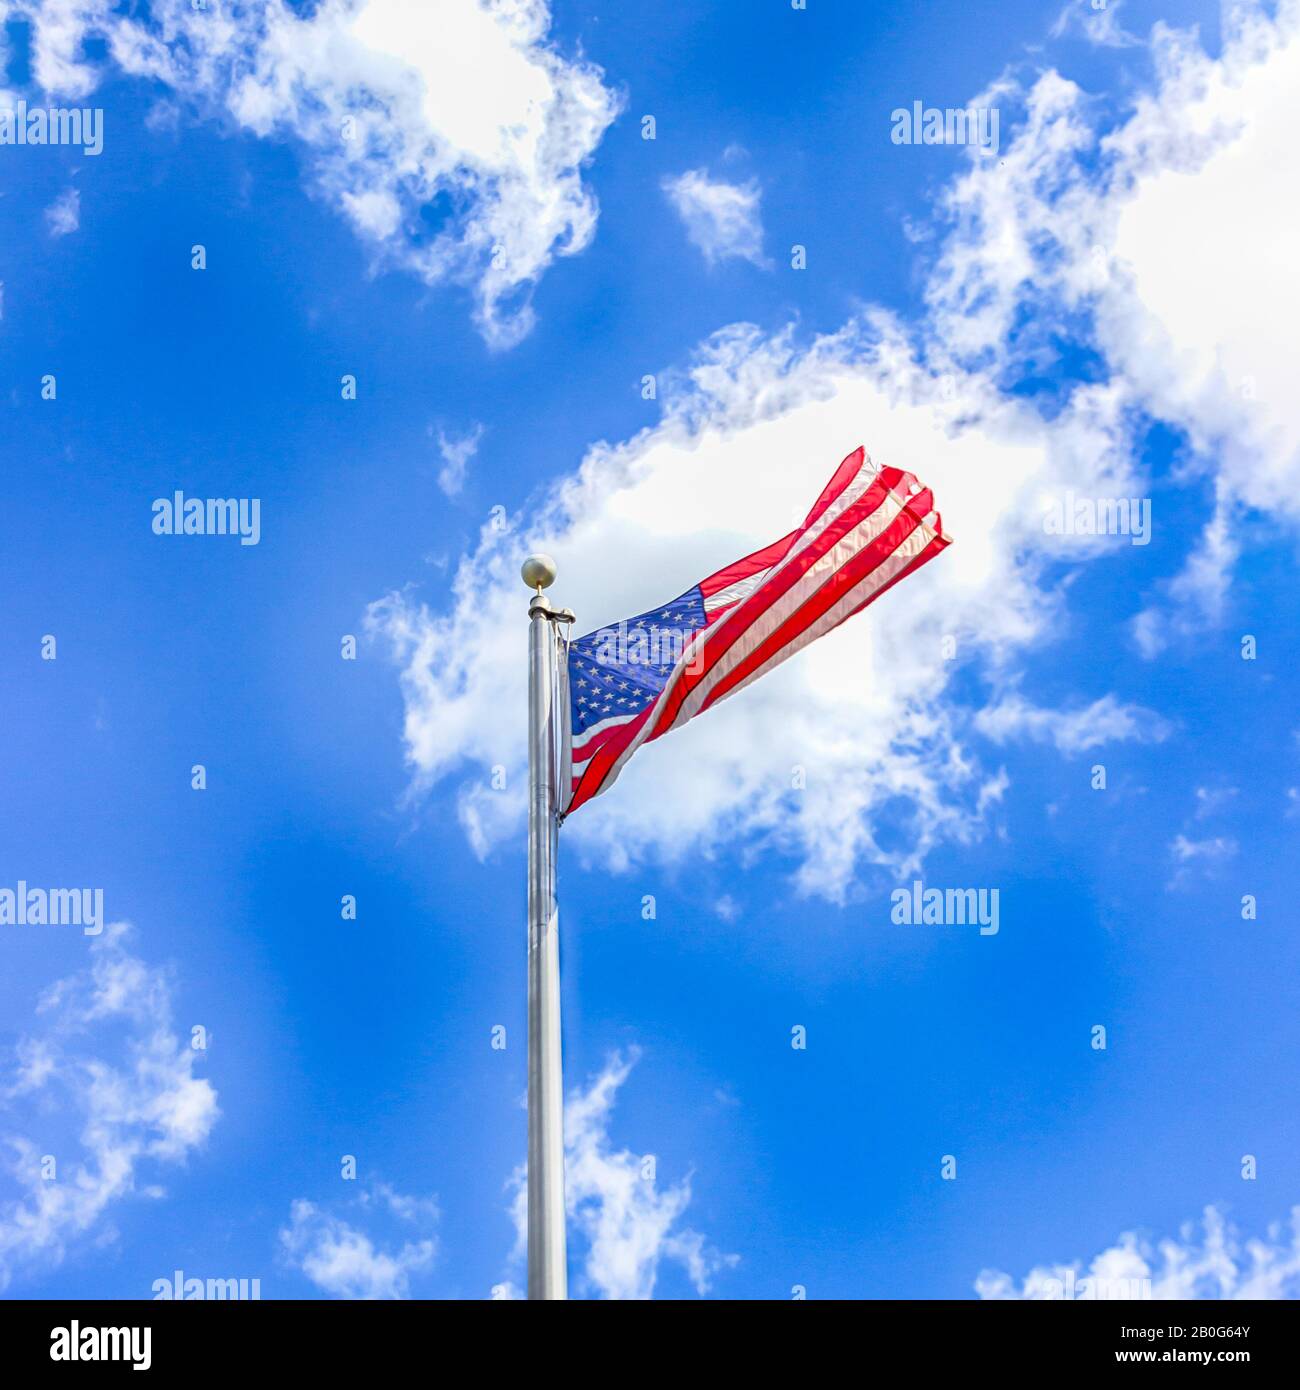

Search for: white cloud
xmin=4 ymin=0 xmax=620 ymax=347
xmin=1170 ymin=833 xmax=1237 ymax=864
xmin=505 ymin=1049 xmax=736 ymax=1299
xmin=364 ymin=4 xmax=1300 ymax=897
xmin=663 ymin=168 xmax=770 ymax=268
xmin=714 ymin=894 xmax=741 ymax=923
xmin=1050 ymin=0 xmax=1140 ymax=49
xmin=977 ymin=1206 xmax=1300 ymax=1299
xmin=1167 ymin=831 xmax=1238 ymax=890
xmin=975 ymin=692 xmax=1170 ymax=754
xmin=1193 ymin=785 xmax=1238 ymax=818
xmin=0 ymin=923 xmax=219 ymax=1291
xmin=1132 ymin=492 xmax=1239 ymax=657
xmin=928 ymin=1 xmax=1300 ymax=645
xmin=279 ymin=1182 xmax=438 ymax=1299
xmin=436 ymin=422 xmax=484 ymax=498
xmin=365 ymin=318 xmax=1139 ymax=899
xmin=43 ymin=186 xmax=80 ymax=237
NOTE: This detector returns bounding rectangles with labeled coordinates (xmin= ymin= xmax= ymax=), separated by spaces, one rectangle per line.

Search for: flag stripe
xmin=695 ymin=491 xmax=936 ymax=719
xmin=644 ymin=469 xmax=900 ymax=740
xmin=570 ymin=464 xmax=895 ymax=772
xmin=802 ymin=444 xmax=871 ymax=530
xmin=699 ymin=530 xmax=800 ymax=603
xmin=696 ymin=445 xmax=870 ymax=603
xmin=701 ymin=516 xmax=949 ymax=715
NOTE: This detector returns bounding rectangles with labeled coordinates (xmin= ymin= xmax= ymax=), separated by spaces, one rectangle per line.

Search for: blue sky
xmin=3 ymin=0 xmax=1300 ymax=1300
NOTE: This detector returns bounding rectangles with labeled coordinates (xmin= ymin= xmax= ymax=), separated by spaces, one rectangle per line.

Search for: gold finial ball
xmin=521 ymin=553 xmax=558 ymax=591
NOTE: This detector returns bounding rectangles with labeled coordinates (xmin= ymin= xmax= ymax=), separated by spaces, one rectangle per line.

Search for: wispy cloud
xmin=279 ymin=1182 xmax=438 ymax=1300
xmin=1170 ymin=833 xmax=1238 ymax=864
xmin=978 ymin=1206 xmax=1300 ymax=1299
xmin=662 ymin=168 xmax=771 ymax=268
xmin=9 ymin=0 xmax=620 ymax=347
xmin=0 ymin=923 xmax=218 ymax=1291
xmin=44 ymin=186 xmax=80 ymax=238
xmin=1193 ymin=785 xmax=1239 ymax=819
xmin=1132 ymin=502 xmax=1239 ymax=658
xmin=974 ymin=693 xmax=1170 ymax=754
xmin=505 ymin=1049 xmax=737 ymax=1299
xmin=1049 ymin=0 xmax=1141 ymax=49
xmin=436 ymin=423 xmax=484 ymax=498
xmin=1167 ymin=832 xmax=1238 ymax=891
xmin=714 ymin=895 xmax=742 ymax=923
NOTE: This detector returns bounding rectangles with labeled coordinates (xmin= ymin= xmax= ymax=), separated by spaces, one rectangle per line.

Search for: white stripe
xmin=703 ymin=570 xmax=771 ymax=613
xmin=780 ymin=454 xmax=880 ymax=573
xmin=702 ymin=517 xmax=938 ymax=713
xmin=702 ymin=459 xmax=880 ymax=617
xmin=678 ymin=497 xmax=946 ymax=734
xmin=570 ymin=710 xmax=638 ymax=764
xmin=570 ymin=628 xmax=708 ymax=805
xmin=666 ymin=489 xmax=911 ymax=733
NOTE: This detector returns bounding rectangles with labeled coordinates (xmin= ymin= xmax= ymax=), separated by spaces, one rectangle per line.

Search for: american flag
xmin=560 ymin=446 xmax=952 ymax=817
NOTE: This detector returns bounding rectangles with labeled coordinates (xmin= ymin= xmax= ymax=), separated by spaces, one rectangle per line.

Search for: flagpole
xmin=523 ymin=554 xmax=568 ymax=1300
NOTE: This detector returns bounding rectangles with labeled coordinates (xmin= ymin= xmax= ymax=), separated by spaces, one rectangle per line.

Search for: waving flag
xmin=560 ymin=446 xmax=952 ymax=817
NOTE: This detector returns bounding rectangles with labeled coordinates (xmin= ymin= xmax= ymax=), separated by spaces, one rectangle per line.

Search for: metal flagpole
xmin=523 ymin=554 xmax=568 ymax=1300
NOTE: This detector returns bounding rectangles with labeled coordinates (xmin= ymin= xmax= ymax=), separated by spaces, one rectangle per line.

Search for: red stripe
xmin=697 ymin=446 xmax=867 ymax=599
xmin=699 ymin=530 xmax=799 ymax=601
xmin=645 ymin=469 xmax=897 ymax=741
xmin=570 ymin=716 xmax=636 ymax=765
xmin=803 ymin=445 xmax=867 ymax=530
xmin=697 ymin=491 xmax=935 ymax=715
xmin=567 ymin=701 xmax=657 ymax=813
xmin=843 ymin=526 xmax=950 ymax=617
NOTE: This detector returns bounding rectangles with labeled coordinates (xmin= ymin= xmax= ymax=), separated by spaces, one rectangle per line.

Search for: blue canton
xmin=568 ymin=586 xmax=707 ymax=736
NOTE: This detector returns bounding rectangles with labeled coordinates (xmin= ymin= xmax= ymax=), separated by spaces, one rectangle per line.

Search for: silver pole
xmin=523 ymin=554 xmax=567 ymax=1300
